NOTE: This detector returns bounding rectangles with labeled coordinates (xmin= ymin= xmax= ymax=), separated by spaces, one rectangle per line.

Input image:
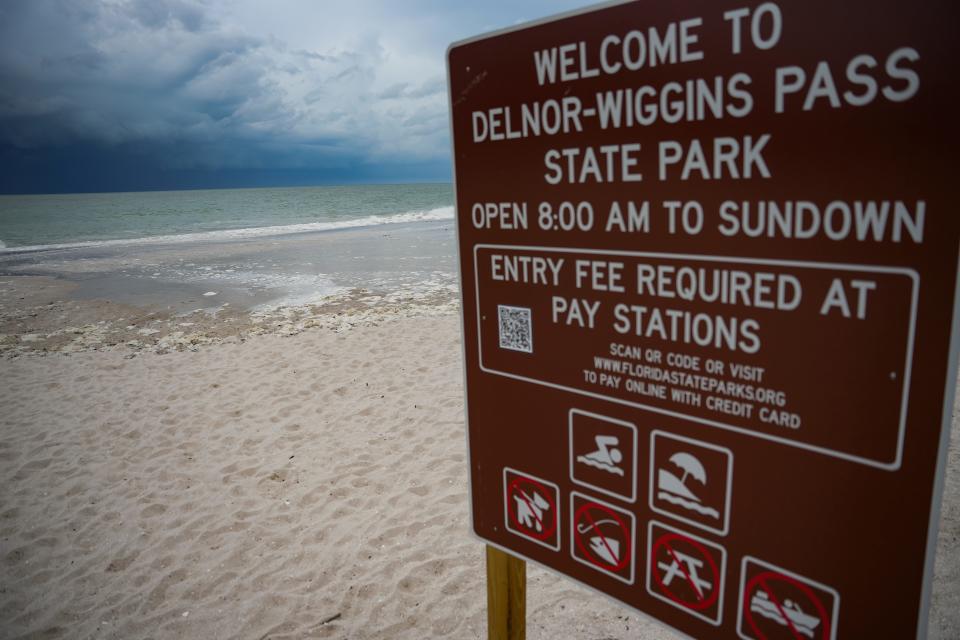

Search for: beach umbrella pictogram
xmin=669 ymin=452 xmax=707 ymax=485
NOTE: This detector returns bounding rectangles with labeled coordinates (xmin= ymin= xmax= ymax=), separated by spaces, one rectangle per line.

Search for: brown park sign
xmin=448 ymin=0 xmax=960 ymax=637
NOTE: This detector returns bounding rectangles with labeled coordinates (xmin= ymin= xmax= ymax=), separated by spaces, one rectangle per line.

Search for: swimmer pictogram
xmin=569 ymin=409 xmax=637 ymax=503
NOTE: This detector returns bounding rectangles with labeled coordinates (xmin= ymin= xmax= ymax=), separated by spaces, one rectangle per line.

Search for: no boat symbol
xmin=647 ymin=521 xmax=727 ymax=625
xmin=738 ymin=558 xmax=839 ymax=640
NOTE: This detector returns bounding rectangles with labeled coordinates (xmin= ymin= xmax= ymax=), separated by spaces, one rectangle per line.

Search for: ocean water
xmin=0 ymin=183 xmax=454 ymax=250
xmin=0 ymin=183 xmax=459 ymax=313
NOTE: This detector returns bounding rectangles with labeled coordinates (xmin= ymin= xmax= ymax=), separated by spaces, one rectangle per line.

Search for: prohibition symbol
xmin=503 ymin=467 xmax=560 ymax=551
xmin=646 ymin=520 xmax=727 ymax=625
xmin=652 ymin=532 xmax=719 ymax=609
xmin=575 ymin=503 xmax=630 ymax=570
xmin=570 ymin=491 xmax=635 ymax=584
xmin=737 ymin=557 xmax=839 ymax=640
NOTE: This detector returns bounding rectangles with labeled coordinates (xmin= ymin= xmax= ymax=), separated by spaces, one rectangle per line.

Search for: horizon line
xmin=0 ymin=179 xmax=455 ymax=198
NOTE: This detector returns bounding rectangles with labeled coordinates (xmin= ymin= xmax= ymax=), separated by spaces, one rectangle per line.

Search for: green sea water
xmin=0 ymin=183 xmax=454 ymax=250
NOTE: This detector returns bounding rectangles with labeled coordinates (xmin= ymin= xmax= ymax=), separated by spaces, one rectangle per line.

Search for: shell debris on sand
xmin=0 ymin=282 xmax=460 ymax=358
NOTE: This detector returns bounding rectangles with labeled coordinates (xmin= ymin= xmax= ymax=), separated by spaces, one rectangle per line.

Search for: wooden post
xmin=486 ymin=545 xmax=526 ymax=640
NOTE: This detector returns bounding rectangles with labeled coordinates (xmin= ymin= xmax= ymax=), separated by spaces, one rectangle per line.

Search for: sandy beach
xmin=0 ymin=225 xmax=957 ymax=639
xmin=2 ymin=0 xmax=957 ymax=636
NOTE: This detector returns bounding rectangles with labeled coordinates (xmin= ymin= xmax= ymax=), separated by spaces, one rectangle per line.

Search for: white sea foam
xmin=0 ymin=206 xmax=454 ymax=253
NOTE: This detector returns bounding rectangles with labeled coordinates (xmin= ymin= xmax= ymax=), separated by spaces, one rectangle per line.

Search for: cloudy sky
xmin=0 ymin=0 xmax=586 ymax=193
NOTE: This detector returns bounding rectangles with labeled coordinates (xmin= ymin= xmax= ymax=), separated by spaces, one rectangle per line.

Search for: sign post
xmin=449 ymin=1 xmax=959 ymax=638
xmin=486 ymin=546 xmax=526 ymax=640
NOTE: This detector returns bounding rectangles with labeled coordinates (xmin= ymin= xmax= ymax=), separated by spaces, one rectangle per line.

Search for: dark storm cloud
xmin=0 ymin=0 xmax=586 ymax=192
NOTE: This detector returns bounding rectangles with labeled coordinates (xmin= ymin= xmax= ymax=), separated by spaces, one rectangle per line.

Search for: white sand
xmin=1 ymin=314 xmax=957 ymax=639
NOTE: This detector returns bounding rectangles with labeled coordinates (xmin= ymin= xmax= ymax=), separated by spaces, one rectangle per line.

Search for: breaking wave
xmin=0 ymin=206 xmax=454 ymax=253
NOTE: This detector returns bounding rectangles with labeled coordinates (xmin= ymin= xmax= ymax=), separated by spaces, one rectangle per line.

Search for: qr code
xmin=498 ymin=305 xmax=533 ymax=353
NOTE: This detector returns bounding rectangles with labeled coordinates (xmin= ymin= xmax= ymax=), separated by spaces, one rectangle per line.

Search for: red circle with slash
xmin=506 ymin=476 xmax=557 ymax=541
xmin=573 ymin=501 xmax=631 ymax=572
xmin=650 ymin=531 xmax=720 ymax=611
xmin=743 ymin=571 xmax=831 ymax=640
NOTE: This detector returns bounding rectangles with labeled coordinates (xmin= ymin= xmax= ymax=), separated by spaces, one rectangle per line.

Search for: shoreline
xmin=0 ymin=220 xmax=458 ymax=357
xmin=0 ymin=205 xmax=454 ymax=255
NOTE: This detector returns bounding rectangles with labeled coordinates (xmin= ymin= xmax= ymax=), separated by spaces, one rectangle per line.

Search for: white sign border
xmin=445 ymin=3 xmax=960 ymax=638
xmin=473 ymin=243 xmax=919 ymax=472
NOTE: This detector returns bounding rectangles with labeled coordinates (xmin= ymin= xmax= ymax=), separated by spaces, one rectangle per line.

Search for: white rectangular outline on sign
xmin=646 ymin=519 xmax=728 ymax=627
xmin=447 ymin=3 xmax=960 ymax=638
xmin=569 ymin=490 xmax=636 ymax=585
xmin=736 ymin=555 xmax=841 ymax=640
xmin=473 ymin=243 xmax=919 ymax=471
xmin=649 ymin=430 xmax=734 ymax=536
xmin=502 ymin=467 xmax=561 ymax=552
xmin=568 ymin=408 xmax=638 ymax=503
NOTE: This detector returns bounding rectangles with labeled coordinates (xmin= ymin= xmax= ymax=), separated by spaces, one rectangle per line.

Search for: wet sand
xmin=0 ymin=221 xmax=458 ymax=356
